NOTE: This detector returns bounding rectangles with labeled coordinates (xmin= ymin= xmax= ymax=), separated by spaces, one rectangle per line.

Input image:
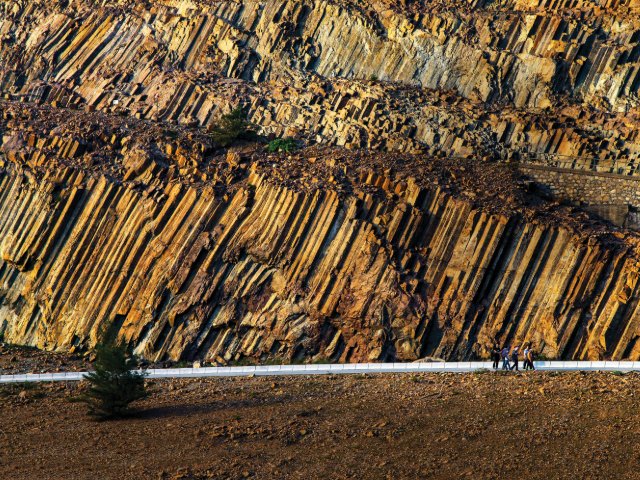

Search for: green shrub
xmin=209 ymin=107 xmax=257 ymax=147
xmin=266 ymin=137 xmax=297 ymax=153
xmin=79 ymin=343 xmax=147 ymax=420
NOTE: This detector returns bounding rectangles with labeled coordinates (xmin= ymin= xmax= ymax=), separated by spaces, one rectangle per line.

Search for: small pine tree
xmin=80 ymin=343 xmax=147 ymax=420
xmin=209 ymin=107 xmax=257 ymax=147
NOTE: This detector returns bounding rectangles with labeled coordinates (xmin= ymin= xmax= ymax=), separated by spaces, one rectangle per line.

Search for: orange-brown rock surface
xmin=1 ymin=0 xmax=640 ymax=362
xmin=1 ymin=0 xmax=640 ymax=162
xmin=2 ymin=103 xmax=640 ymax=362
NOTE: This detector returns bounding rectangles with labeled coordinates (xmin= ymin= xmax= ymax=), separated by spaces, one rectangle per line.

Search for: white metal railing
xmin=2 ymin=361 xmax=640 ymax=383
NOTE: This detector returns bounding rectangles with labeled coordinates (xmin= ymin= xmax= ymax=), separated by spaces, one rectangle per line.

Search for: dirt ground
xmin=2 ymin=368 xmax=640 ymax=480
xmin=0 ymin=344 xmax=91 ymax=375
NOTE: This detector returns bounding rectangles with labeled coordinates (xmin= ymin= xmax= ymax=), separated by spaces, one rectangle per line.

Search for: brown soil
xmin=2 ymin=371 xmax=640 ymax=480
xmin=0 ymin=344 xmax=90 ymax=375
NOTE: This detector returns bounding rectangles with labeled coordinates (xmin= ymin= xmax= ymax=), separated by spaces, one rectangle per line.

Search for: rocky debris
xmin=0 ymin=344 xmax=90 ymax=375
xmin=0 ymin=101 xmax=629 ymax=231
xmin=3 ymin=371 xmax=640 ymax=478
xmin=0 ymin=0 xmax=639 ymax=169
xmin=2 ymin=0 xmax=640 ymax=233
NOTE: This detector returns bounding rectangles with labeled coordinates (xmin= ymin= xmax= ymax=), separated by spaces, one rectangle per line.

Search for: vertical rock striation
xmin=1 ymin=0 xmax=640 ymax=362
xmin=1 ymin=120 xmax=640 ymax=361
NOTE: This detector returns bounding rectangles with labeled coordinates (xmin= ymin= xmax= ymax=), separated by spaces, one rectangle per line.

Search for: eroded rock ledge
xmin=1 ymin=104 xmax=640 ymax=362
xmin=1 ymin=0 xmax=640 ymax=166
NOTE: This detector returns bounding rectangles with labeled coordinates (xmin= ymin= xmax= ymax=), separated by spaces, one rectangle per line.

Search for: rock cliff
xmin=1 ymin=0 xmax=640 ymax=361
xmin=1 ymin=0 xmax=640 ymax=161
xmin=2 ymin=103 xmax=640 ymax=362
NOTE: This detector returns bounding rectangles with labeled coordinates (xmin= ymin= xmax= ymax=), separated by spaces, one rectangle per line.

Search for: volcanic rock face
xmin=1 ymin=0 xmax=640 ymax=158
xmin=2 ymin=104 xmax=640 ymax=363
xmin=1 ymin=0 xmax=640 ymax=362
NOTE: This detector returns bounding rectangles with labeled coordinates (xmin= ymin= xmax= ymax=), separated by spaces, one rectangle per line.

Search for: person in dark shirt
xmin=510 ymin=346 xmax=520 ymax=371
xmin=491 ymin=345 xmax=500 ymax=369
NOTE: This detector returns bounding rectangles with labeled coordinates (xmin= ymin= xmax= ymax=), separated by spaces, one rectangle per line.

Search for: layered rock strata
xmin=1 ymin=0 xmax=639 ymax=165
xmin=2 ymin=104 xmax=640 ymax=362
xmin=2 ymin=0 xmax=640 ymax=362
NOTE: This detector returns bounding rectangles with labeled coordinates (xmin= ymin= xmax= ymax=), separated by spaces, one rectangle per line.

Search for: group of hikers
xmin=490 ymin=345 xmax=535 ymax=371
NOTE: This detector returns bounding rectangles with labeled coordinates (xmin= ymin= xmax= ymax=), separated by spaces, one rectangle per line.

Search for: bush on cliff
xmin=79 ymin=343 xmax=147 ymax=420
xmin=266 ymin=137 xmax=298 ymax=153
xmin=209 ymin=107 xmax=257 ymax=147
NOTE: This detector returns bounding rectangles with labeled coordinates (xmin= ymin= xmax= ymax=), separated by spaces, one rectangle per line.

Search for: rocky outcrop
xmin=2 ymin=104 xmax=640 ymax=362
xmin=1 ymin=0 xmax=640 ymax=166
xmin=2 ymin=0 xmax=640 ymax=362
xmin=2 ymin=0 xmax=640 ymax=107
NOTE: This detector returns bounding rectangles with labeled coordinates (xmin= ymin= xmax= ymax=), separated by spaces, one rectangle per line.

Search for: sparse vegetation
xmin=263 ymin=356 xmax=288 ymax=366
xmin=228 ymin=355 xmax=313 ymax=366
xmin=228 ymin=357 xmax=259 ymax=367
xmin=266 ymin=137 xmax=298 ymax=153
xmin=162 ymin=128 xmax=179 ymax=139
xmin=79 ymin=343 xmax=147 ymax=420
xmin=209 ymin=107 xmax=257 ymax=147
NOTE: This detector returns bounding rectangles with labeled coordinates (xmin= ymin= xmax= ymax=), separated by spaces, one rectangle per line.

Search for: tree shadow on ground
xmin=137 ymin=394 xmax=293 ymax=420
